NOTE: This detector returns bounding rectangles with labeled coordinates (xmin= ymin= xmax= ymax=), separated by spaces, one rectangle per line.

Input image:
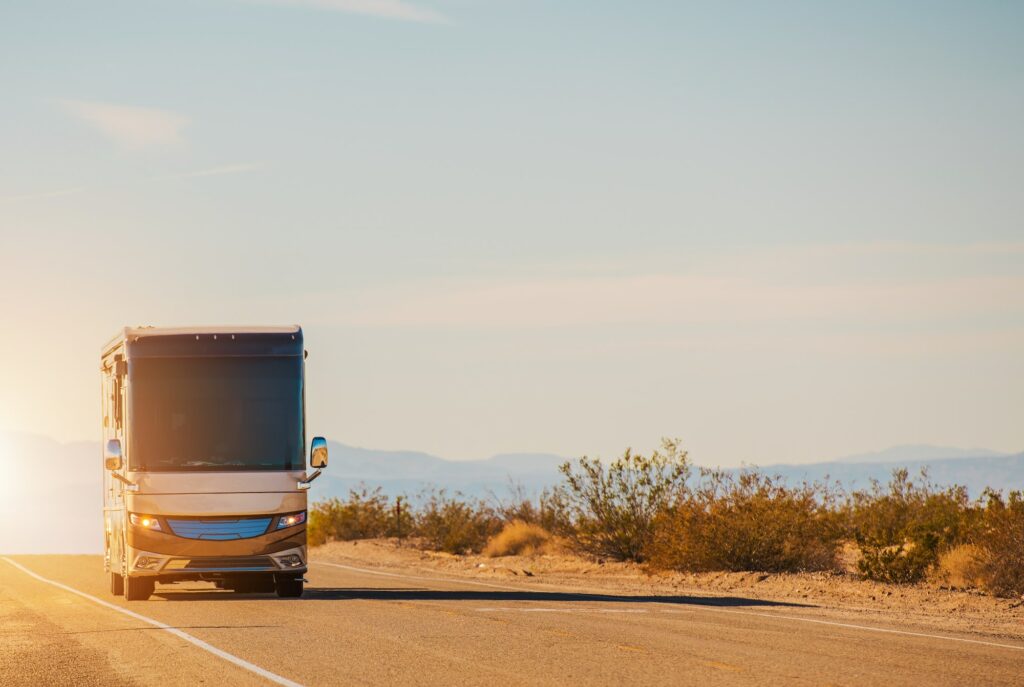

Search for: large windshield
xmin=129 ymin=356 xmax=303 ymax=472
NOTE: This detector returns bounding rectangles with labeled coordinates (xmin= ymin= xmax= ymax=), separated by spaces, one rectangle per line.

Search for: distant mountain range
xmin=747 ymin=446 xmax=1023 ymax=496
xmin=315 ymin=442 xmax=1024 ymax=503
xmin=828 ymin=444 xmax=1010 ymax=464
xmin=313 ymin=443 xmax=567 ymax=503
xmin=1 ymin=432 xmax=1021 ymax=554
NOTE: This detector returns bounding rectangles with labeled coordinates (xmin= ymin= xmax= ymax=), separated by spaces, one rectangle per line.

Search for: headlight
xmin=129 ymin=513 xmax=162 ymax=531
xmin=277 ymin=511 xmax=306 ymax=529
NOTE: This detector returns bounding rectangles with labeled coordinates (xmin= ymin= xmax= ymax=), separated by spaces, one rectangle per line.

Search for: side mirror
xmin=104 ymin=439 xmax=123 ymax=471
xmin=310 ymin=437 xmax=328 ymax=469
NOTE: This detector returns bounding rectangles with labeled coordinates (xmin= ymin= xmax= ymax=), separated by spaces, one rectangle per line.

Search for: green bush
xmin=491 ymin=482 xmax=573 ymax=536
xmin=557 ymin=438 xmax=690 ymax=562
xmin=305 ymin=443 xmax=1024 ymax=600
xmin=649 ymin=470 xmax=844 ymax=573
xmin=307 ymin=486 xmax=395 ymax=546
xmin=974 ymin=490 xmax=1024 ymax=597
xmin=850 ymin=469 xmax=977 ymax=584
xmin=415 ymin=490 xmax=502 ymax=554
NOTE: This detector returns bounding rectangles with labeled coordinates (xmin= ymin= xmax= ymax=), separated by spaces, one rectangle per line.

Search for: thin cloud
xmin=250 ymin=0 xmax=449 ymax=24
xmin=0 ymin=186 xmax=88 ymax=204
xmin=152 ymin=162 xmax=266 ymax=181
xmin=332 ymin=273 xmax=1024 ymax=328
xmin=59 ymin=99 xmax=189 ymax=150
xmin=0 ymin=163 xmax=262 ymax=204
xmin=311 ymin=242 xmax=1024 ymax=330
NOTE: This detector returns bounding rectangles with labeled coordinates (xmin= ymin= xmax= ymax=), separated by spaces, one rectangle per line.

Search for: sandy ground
xmin=315 ymin=538 xmax=1024 ymax=642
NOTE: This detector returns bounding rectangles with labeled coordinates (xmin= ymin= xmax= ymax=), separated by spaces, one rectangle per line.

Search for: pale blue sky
xmin=1 ymin=1 xmax=1022 ymax=465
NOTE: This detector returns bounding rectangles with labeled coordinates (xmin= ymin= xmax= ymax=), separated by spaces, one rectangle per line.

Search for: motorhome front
xmin=101 ymin=326 xmax=327 ymax=600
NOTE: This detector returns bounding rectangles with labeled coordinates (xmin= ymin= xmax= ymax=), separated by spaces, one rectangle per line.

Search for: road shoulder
xmin=312 ymin=539 xmax=1024 ymax=644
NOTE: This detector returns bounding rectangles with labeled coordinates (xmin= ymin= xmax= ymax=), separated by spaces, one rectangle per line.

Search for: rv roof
xmin=124 ymin=325 xmax=300 ymax=339
xmin=102 ymin=325 xmax=302 ymax=358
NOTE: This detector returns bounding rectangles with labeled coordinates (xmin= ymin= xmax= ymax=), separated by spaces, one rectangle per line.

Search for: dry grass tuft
xmin=484 ymin=520 xmax=552 ymax=557
xmin=931 ymin=544 xmax=984 ymax=588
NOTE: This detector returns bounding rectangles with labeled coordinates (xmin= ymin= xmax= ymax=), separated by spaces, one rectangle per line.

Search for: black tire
xmin=109 ymin=571 xmax=124 ymax=596
xmin=275 ymin=576 xmax=303 ymax=598
xmin=124 ymin=575 xmax=154 ymax=601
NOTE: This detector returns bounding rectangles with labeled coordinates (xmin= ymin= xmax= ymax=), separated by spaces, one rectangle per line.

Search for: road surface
xmin=1 ymin=554 xmax=1021 ymax=686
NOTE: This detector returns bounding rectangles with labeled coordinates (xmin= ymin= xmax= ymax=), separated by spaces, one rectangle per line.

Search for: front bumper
xmin=124 ymin=512 xmax=308 ymax=579
xmin=127 ymin=544 xmax=307 ymax=578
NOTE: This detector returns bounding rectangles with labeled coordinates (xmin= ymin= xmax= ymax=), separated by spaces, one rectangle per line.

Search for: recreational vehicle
xmin=100 ymin=326 xmax=326 ymax=600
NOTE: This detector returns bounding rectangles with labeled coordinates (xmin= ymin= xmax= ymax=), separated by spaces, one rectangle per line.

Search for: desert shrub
xmin=307 ymin=486 xmax=395 ymax=545
xmin=649 ymin=469 xmax=844 ymax=573
xmin=390 ymin=495 xmax=417 ymax=539
xmin=931 ymin=543 xmax=985 ymax=589
xmin=557 ymin=438 xmax=690 ymax=562
xmin=484 ymin=520 xmax=552 ymax=557
xmin=491 ymin=482 xmax=573 ymax=535
xmin=850 ymin=469 xmax=978 ymax=584
xmin=415 ymin=490 xmax=502 ymax=554
xmin=974 ymin=490 xmax=1024 ymax=597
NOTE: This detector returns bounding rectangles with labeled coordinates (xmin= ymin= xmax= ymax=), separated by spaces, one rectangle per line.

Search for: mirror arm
xmin=111 ymin=472 xmax=138 ymax=492
xmin=297 ymin=469 xmax=322 ymax=490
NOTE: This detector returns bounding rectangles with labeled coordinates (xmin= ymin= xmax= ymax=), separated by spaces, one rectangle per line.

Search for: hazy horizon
xmin=2 ymin=1 xmax=1022 ymax=466
xmin=0 ymin=428 xmax=1016 ymax=468
xmin=3 ymin=429 xmax=1021 ymax=555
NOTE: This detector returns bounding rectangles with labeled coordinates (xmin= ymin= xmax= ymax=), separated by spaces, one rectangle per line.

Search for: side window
xmin=102 ymin=373 xmax=110 ymax=430
xmin=103 ymin=356 xmax=126 ymax=433
xmin=111 ymin=358 xmax=126 ymax=431
xmin=113 ymin=376 xmax=123 ymax=430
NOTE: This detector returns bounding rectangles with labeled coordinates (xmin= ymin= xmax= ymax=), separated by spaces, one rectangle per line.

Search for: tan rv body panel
xmin=127 ymin=471 xmax=307 ymax=516
xmin=127 ymin=489 xmax=306 ymax=518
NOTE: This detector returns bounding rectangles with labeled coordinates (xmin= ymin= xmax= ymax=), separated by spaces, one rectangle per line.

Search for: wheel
xmin=275 ymin=576 xmax=303 ymax=598
xmin=124 ymin=575 xmax=154 ymax=601
xmin=109 ymin=571 xmax=124 ymax=596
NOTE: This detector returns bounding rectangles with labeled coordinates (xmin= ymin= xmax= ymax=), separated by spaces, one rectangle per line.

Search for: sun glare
xmin=0 ymin=433 xmax=27 ymax=499
xmin=0 ymin=433 xmax=11 ymax=474
xmin=0 ymin=433 xmax=17 ymax=547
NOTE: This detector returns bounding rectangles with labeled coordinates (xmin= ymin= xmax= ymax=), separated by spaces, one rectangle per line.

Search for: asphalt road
xmin=1 ymin=554 xmax=1021 ymax=686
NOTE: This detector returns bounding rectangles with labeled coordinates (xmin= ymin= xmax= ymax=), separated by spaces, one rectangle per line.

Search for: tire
xmin=124 ymin=575 xmax=154 ymax=601
xmin=275 ymin=576 xmax=303 ymax=598
xmin=109 ymin=571 xmax=124 ymax=596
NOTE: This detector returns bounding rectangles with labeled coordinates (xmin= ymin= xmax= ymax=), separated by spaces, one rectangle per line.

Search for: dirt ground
xmin=314 ymin=538 xmax=1024 ymax=642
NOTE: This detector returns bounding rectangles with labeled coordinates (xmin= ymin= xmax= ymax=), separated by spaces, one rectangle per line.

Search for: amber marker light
xmin=129 ymin=513 xmax=163 ymax=531
xmin=276 ymin=511 xmax=307 ymax=529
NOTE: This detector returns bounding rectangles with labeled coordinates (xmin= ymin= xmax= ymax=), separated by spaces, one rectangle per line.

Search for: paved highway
xmin=1 ymin=554 xmax=1021 ymax=686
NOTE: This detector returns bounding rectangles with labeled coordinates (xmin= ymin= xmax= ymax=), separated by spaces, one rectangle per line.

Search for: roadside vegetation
xmin=309 ymin=440 xmax=1024 ymax=598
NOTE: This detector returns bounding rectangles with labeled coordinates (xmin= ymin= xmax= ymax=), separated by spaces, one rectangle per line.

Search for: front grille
xmin=166 ymin=517 xmax=273 ymax=540
xmin=164 ymin=556 xmax=277 ymax=571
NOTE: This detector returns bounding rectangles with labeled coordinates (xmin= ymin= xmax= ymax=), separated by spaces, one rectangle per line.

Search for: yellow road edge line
xmin=1 ymin=557 xmax=305 ymax=687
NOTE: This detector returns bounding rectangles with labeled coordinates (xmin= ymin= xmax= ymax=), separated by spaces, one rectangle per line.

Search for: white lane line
xmin=687 ymin=606 xmax=1024 ymax=652
xmin=315 ymin=560 xmax=1024 ymax=653
xmin=1 ymin=557 xmax=304 ymax=687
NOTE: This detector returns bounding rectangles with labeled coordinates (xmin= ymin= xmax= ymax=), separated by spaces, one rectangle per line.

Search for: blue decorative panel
xmin=166 ymin=517 xmax=273 ymax=540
